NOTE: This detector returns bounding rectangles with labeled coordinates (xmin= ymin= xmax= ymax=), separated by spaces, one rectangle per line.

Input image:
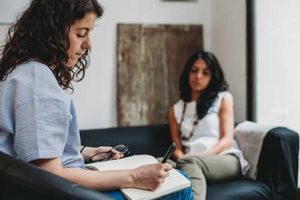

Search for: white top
xmin=173 ymin=91 xmax=249 ymax=175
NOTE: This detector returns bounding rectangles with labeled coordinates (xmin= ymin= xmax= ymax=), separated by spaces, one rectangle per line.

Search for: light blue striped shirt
xmin=0 ymin=61 xmax=84 ymax=168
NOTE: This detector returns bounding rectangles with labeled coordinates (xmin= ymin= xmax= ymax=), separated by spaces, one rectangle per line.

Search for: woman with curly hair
xmin=0 ymin=0 xmax=193 ymax=199
xmin=169 ymin=50 xmax=249 ymax=200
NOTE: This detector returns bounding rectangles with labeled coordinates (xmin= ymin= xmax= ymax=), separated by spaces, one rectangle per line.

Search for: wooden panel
xmin=164 ymin=25 xmax=203 ymax=105
xmin=117 ymin=24 xmax=203 ymax=126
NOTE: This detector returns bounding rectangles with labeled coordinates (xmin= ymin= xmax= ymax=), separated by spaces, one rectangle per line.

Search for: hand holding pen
xmin=161 ymin=143 xmax=176 ymax=163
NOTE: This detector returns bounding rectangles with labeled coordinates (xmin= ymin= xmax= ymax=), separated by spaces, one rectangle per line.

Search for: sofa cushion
xmin=234 ymin=121 xmax=275 ymax=179
xmin=80 ymin=124 xmax=172 ymax=157
xmin=207 ymin=180 xmax=271 ymax=200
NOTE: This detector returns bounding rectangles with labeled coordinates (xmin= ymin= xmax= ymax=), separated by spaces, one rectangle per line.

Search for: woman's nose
xmin=82 ymin=37 xmax=92 ymax=50
xmin=196 ymin=72 xmax=203 ymax=78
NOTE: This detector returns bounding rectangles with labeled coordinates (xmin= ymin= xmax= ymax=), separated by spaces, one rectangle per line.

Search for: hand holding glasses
xmin=88 ymin=144 xmax=130 ymax=163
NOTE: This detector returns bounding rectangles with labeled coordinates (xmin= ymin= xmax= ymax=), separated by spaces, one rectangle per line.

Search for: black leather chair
xmin=80 ymin=124 xmax=299 ymax=200
xmin=0 ymin=151 xmax=113 ymax=200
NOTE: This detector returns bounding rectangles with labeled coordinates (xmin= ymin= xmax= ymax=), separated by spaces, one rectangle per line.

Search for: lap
xmin=177 ymin=154 xmax=241 ymax=182
xmin=103 ymin=190 xmax=125 ymax=200
xmin=103 ymin=170 xmax=193 ymax=200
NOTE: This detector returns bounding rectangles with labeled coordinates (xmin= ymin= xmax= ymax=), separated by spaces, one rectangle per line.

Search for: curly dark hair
xmin=179 ymin=50 xmax=228 ymax=119
xmin=0 ymin=0 xmax=103 ymax=90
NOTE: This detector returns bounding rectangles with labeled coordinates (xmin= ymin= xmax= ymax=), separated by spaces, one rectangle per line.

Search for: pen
xmin=161 ymin=143 xmax=176 ymax=163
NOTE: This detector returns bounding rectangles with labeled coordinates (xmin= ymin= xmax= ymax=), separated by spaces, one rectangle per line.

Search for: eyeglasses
xmin=88 ymin=144 xmax=130 ymax=163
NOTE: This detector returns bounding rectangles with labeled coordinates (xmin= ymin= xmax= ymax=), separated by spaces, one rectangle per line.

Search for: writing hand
xmin=130 ymin=163 xmax=172 ymax=190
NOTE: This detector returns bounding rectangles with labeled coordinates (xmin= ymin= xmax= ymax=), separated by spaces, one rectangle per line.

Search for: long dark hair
xmin=179 ymin=50 xmax=228 ymax=119
xmin=0 ymin=0 xmax=103 ymax=90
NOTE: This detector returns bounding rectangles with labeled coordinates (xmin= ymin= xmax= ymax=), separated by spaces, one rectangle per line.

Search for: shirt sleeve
xmin=14 ymin=95 xmax=70 ymax=162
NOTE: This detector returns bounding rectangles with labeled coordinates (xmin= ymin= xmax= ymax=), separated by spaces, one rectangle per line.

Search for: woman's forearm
xmin=201 ymin=138 xmax=233 ymax=156
xmin=62 ymin=167 xmax=134 ymax=190
xmin=32 ymin=157 xmax=171 ymax=191
xmin=31 ymin=157 xmax=133 ymax=190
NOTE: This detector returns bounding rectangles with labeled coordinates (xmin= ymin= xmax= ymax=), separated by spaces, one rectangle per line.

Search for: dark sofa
xmin=80 ymin=124 xmax=299 ymax=200
xmin=0 ymin=123 xmax=298 ymax=200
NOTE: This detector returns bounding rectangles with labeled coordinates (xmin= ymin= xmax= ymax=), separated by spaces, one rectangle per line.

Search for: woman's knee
xmin=176 ymin=155 xmax=205 ymax=173
xmin=177 ymin=155 xmax=206 ymax=168
xmin=177 ymin=155 xmax=195 ymax=168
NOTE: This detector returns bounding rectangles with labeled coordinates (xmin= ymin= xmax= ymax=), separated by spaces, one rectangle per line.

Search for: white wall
xmin=0 ymin=0 xmax=246 ymax=129
xmin=255 ymin=0 xmax=300 ymax=187
xmin=211 ymin=0 xmax=247 ymax=122
xmin=255 ymin=0 xmax=300 ymax=133
xmin=0 ymin=0 xmax=29 ymax=23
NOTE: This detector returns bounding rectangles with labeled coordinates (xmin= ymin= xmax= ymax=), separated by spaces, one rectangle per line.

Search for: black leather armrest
xmin=257 ymin=127 xmax=299 ymax=200
xmin=0 ymin=151 xmax=113 ymax=200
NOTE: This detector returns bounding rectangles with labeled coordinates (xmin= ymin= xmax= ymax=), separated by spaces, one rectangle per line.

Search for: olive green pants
xmin=177 ymin=154 xmax=241 ymax=200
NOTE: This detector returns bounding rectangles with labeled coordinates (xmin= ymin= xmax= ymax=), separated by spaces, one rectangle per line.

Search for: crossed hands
xmin=130 ymin=163 xmax=172 ymax=191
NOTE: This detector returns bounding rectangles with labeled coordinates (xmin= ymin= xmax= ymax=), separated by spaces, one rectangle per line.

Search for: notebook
xmin=85 ymin=155 xmax=191 ymax=200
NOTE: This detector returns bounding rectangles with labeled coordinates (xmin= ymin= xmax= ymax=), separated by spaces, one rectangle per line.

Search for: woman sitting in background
xmin=169 ymin=50 xmax=249 ymax=200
